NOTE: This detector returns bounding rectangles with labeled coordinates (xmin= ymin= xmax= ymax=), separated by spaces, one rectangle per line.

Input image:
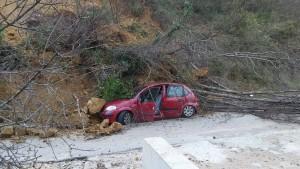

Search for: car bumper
xmin=100 ymin=111 xmax=117 ymax=123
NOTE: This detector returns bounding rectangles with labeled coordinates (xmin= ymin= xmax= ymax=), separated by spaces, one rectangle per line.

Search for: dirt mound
xmin=97 ymin=24 xmax=137 ymax=46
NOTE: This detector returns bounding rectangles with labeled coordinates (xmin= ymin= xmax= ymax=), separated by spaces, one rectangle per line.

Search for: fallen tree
xmin=194 ymin=83 xmax=300 ymax=123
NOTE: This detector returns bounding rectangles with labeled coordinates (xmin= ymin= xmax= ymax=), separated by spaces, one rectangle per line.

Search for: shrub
xmin=110 ymin=51 xmax=145 ymax=77
xmin=191 ymin=0 xmax=225 ymax=21
xmin=129 ymin=0 xmax=144 ymax=17
xmin=209 ymin=59 xmax=225 ymax=76
xmin=227 ymin=64 xmax=267 ymax=87
xmin=0 ymin=45 xmax=26 ymax=71
xmin=25 ymin=24 xmax=51 ymax=51
xmin=98 ymin=76 xmax=133 ymax=101
xmin=0 ymin=25 xmax=3 ymax=44
xmin=146 ymin=0 xmax=182 ymax=30
xmin=214 ymin=10 xmax=275 ymax=51
xmin=127 ymin=23 xmax=148 ymax=37
xmin=25 ymin=6 xmax=112 ymax=52
xmin=270 ymin=21 xmax=299 ymax=42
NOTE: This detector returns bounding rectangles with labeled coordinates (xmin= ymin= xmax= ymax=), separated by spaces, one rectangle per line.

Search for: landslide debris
xmin=0 ymin=97 xmax=123 ymax=139
xmin=86 ymin=97 xmax=106 ymax=114
xmin=86 ymin=119 xmax=123 ymax=136
xmin=0 ymin=126 xmax=58 ymax=139
xmin=85 ymin=98 xmax=124 ymax=136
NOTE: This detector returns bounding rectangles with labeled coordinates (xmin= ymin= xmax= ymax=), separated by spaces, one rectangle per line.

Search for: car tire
xmin=117 ymin=111 xmax=133 ymax=125
xmin=182 ymin=106 xmax=195 ymax=118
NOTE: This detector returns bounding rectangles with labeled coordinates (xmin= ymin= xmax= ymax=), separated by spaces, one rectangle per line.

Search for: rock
xmin=87 ymin=97 xmax=106 ymax=114
xmin=100 ymin=119 xmax=110 ymax=128
xmin=4 ymin=27 xmax=22 ymax=45
xmin=81 ymin=106 xmax=88 ymax=114
xmin=86 ymin=121 xmax=123 ymax=135
xmin=39 ymin=128 xmax=58 ymax=138
xmin=15 ymin=127 xmax=27 ymax=137
xmin=0 ymin=126 xmax=14 ymax=138
xmin=192 ymin=67 xmax=208 ymax=79
xmin=26 ymin=128 xmax=42 ymax=136
xmin=108 ymin=122 xmax=123 ymax=133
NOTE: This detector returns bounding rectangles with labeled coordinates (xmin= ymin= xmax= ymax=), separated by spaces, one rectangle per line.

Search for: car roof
xmin=144 ymin=82 xmax=187 ymax=88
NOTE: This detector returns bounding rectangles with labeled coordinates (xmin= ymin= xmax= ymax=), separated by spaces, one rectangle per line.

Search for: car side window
xmin=183 ymin=88 xmax=190 ymax=96
xmin=167 ymin=85 xmax=183 ymax=97
xmin=140 ymin=87 xmax=161 ymax=102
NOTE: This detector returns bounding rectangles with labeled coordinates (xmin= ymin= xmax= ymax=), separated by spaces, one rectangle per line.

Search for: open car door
xmin=138 ymin=86 xmax=161 ymax=122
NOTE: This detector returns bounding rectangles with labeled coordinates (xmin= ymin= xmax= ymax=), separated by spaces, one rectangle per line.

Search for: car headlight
xmin=105 ymin=105 xmax=117 ymax=111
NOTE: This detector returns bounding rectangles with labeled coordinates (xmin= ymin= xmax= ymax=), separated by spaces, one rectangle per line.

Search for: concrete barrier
xmin=142 ymin=137 xmax=198 ymax=169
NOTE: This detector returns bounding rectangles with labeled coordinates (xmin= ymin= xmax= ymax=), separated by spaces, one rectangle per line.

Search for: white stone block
xmin=143 ymin=137 xmax=198 ymax=169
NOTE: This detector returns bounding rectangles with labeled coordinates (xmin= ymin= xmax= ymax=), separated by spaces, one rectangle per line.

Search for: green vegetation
xmin=111 ymin=51 xmax=145 ymax=77
xmin=98 ymin=76 xmax=133 ymax=101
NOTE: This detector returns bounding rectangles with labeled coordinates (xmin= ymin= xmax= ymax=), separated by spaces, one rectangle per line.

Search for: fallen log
xmin=194 ymin=84 xmax=300 ymax=123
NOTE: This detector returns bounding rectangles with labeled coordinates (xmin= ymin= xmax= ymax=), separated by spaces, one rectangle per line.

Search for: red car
xmin=100 ymin=82 xmax=199 ymax=125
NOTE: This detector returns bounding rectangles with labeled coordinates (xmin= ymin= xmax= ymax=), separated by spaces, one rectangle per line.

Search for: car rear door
xmin=161 ymin=85 xmax=185 ymax=118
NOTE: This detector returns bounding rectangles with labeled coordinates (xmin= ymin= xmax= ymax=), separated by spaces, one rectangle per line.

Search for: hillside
xmin=1 ymin=0 xmax=300 ymax=126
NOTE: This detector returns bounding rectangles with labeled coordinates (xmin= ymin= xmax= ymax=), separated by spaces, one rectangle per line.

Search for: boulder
xmin=26 ymin=128 xmax=42 ymax=136
xmin=192 ymin=67 xmax=208 ymax=79
xmin=100 ymin=119 xmax=110 ymax=128
xmin=14 ymin=127 xmax=27 ymax=137
xmin=86 ymin=121 xmax=123 ymax=135
xmin=109 ymin=122 xmax=123 ymax=132
xmin=39 ymin=128 xmax=58 ymax=138
xmin=0 ymin=126 xmax=14 ymax=138
xmin=87 ymin=97 xmax=106 ymax=114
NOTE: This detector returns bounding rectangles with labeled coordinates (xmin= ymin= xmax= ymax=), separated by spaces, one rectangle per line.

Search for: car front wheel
xmin=117 ymin=111 xmax=133 ymax=125
xmin=182 ymin=106 xmax=195 ymax=118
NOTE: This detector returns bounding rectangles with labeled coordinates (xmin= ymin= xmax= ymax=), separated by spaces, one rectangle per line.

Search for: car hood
xmin=103 ymin=98 xmax=134 ymax=109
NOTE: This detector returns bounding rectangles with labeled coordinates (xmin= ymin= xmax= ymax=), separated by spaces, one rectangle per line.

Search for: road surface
xmin=3 ymin=113 xmax=300 ymax=169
